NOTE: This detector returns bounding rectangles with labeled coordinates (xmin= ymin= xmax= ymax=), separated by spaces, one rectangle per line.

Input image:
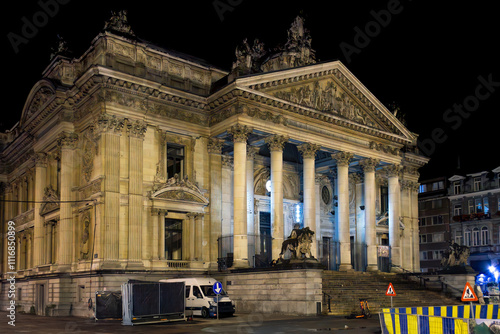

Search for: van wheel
xmin=201 ymin=307 xmax=209 ymax=318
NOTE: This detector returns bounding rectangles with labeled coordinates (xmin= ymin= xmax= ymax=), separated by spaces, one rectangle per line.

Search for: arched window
xmin=472 ymin=228 xmax=480 ymax=246
xmin=464 ymin=229 xmax=471 ymax=246
xmin=481 ymin=226 xmax=489 ymax=245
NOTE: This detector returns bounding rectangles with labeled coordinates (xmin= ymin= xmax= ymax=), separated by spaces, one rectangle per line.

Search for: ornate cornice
xmin=228 ymin=124 xmax=253 ymax=143
xmin=369 ymin=141 xmax=400 ymax=156
xmin=297 ymin=142 xmax=320 ymax=159
xmin=265 ymin=135 xmax=289 ymax=152
xmin=331 ymin=151 xmax=353 ymax=167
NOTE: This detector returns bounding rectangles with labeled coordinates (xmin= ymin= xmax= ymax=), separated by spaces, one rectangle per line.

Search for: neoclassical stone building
xmin=0 ymin=13 xmax=427 ymax=316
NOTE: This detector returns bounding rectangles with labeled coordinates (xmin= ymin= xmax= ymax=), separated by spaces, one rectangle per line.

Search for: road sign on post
xmin=213 ymin=281 xmax=222 ymax=320
xmin=386 ymin=282 xmax=396 ymax=308
xmin=385 ymin=283 xmax=396 ymax=296
xmin=461 ymin=282 xmax=478 ymax=302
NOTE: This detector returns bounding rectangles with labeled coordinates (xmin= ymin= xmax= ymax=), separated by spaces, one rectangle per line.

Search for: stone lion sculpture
xmin=279 ymin=225 xmax=315 ymax=260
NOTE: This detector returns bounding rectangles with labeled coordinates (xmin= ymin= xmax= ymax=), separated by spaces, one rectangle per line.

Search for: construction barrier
xmin=380 ymin=305 xmax=500 ymax=334
xmin=379 ymin=312 xmax=469 ymax=334
xmin=382 ymin=304 xmax=500 ymax=319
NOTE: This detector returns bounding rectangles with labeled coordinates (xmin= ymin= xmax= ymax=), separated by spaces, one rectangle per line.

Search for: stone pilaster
xmin=208 ymin=138 xmax=224 ymax=265
xmin=32 ymin=153 xmax=47 ymax=267
xmin=360 ymin=158 xmax=379 ymax=271
xmin=246 ymin=146 xmax=259 ymax=238
xmin=331 ymin=151 xmax=353 ymax=271
xmin=95 ymin=114 xmax=124 ymax=267
xmin=228 ymin=124 xmax=253 ymax=268
xmin=298 ymin=143 xmax=320 ymax=258
xmin=385 ymin=164 xmax=401 ymax=271
xmin=266 ymin=135 xmax=289 ymax=261
xmin=57 ymin=132 xmax=78 ymax=269
xmin=126 ymin=120 xmax=147 ymax=266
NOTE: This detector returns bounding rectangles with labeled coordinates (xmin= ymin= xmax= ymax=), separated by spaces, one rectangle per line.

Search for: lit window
xmin=295 ymin=204 xmax=301 ymax=223
xmin=475 ymin=199 xmax=483 ymax=213
xmin=419 ymin=184 xmax=427 ymax=193
xmin=484 ymin=197 xmax=489 ymax=214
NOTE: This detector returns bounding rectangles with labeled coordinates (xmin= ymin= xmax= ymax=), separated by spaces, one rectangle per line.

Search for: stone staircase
xmin=322 ymin=270 xmax=462 ymax=316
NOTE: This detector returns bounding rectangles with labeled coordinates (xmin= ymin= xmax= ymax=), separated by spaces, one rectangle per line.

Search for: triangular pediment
xmin=20 ymin=79 xmax=57 ymax=127
xmin=232 ymin=61 xmax=415 ymax=143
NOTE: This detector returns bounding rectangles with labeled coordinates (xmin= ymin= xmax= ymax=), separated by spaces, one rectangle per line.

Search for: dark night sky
xmin=2 ymin=1 xmax=499 ymax=180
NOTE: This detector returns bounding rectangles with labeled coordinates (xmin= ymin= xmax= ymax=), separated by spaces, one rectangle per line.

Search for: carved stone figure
xmin=80 ymin=218 xmax=90 ymax=260
xmin=441 ymin=241 xmax=470 ymax=268
xmin=279 ymin=225 xmax=315 ymax=260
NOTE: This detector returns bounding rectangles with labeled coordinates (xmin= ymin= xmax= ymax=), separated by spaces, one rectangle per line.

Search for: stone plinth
xmin=222 ymin=269 xmax=323 ymax=316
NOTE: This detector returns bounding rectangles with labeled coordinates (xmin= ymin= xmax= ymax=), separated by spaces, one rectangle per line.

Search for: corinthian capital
xmin=359 ymin=158 xmax=380 ymax=173
xmin=126 ymin=119 xmax=148 ymax=138
xmin=208 ymin=138 xmax=225 ymax=154
xmin=33 ymin=152 xmax=48 ymax=167
xmin=384 ymin=164 xmax=401 ymax=178
xmin=58 ymin=131 xmax=78 ymax=149
xmin=93 ymin=113 xmax=125 ymax=134
xmin=228 ymin=124 xmax=253 ymax=143
xmin=265 ymin=135 xmax=289 ymax=152
xmin=297 ymin=143 xmax=320 ymax=159
xmin=331 ymin=151 xmax=353 ymax=167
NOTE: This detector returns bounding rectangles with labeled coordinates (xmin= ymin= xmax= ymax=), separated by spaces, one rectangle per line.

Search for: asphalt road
xmin=0 ymin=311 xmax=382 ymax=333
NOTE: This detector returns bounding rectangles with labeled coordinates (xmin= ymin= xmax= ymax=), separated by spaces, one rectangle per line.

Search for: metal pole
xmin=391 ymin=296 xmax=393 ymax=309
xmin=217 ymin=295 xmax=219 ymax=320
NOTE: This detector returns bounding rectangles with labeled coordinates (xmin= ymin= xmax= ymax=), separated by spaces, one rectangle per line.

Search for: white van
xmin=160 ymin=277 xmax=235 ymax=318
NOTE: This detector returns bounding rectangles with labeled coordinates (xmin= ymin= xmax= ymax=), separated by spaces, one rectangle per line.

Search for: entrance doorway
xmin=36 ymin=284 xmax=46 ymax=316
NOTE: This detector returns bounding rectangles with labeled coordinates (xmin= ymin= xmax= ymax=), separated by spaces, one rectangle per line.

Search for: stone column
xmin=187 ymin=213 xmax=197 ymax=261
xmin=228 ymin=124 xmax=252 ymax=268
xmin=246 ymin=145 xmax=259 ymax=260
xmin=298 ymin=143 xmax=320 ymax=258
xmin=410 ymin=182 xmax=420 ymax=272
xmin=360 ymin=158 xmax=379 ymax=271
xmin=45 ymin=222 xmax=53 ymax=264
xmin=33 ymin=153 xmax=47 ymax=267
xmin=332 ymin=151 xmax=353 ymax=271
xmin=96 ymin=114 xmax=124 ymax=267
xmin=57 ymin=132 xmax=78 ymax=269
xmin=208 ymin=138 xmax=224 ymax=265
xmin=127 ymin=120 xmax=147 ymax=265
xmin=266 ymin=135 xmax=289 ymax=261
xmin=386 ymin=165 xmax=401 ymax=271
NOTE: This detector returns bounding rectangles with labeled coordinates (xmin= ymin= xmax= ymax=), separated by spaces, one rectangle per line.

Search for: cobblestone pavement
xmin=1 ymin=311 xmax=382 ymax=333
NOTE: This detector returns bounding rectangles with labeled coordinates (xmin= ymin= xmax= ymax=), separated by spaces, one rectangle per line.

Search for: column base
xmin=100 ymin=260 xmax=121 ymax=270
xmin=126 ymin=261 xmax=145 ymax=270
xmin=230 ymin=259 xmax=250 ymax=269
xmin=366 ymin=264 xmax=379 ymax=272
xmin=338 ymin=264 xmax=354 ymax=272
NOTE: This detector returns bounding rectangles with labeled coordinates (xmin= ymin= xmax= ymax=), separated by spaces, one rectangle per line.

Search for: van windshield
xmin=201 ymin=285 xmax=226 ymax=297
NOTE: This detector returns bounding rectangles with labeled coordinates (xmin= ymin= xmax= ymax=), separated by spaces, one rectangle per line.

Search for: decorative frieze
xmin=297 ymin=143 xmax=320 ymax=159
xmin=331 ymin=151 xmax=353 ymax=167
xmin=245 ymin=107 xmax=288 ymax=126
xmin=369 ymin=141 xmax=400 ymax=156
xmin=265 ymin=135 xmax=289 ymax=152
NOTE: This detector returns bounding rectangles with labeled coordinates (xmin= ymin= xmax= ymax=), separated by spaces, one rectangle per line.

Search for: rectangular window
xmin=381 ymin=186 xmax=389 ymax=213
xmin=165 ymin=218 xmax=183 ymax=260
xmin=167 ymin=144 xmax=185 ymax=179
xmin=476 ymin=198 xmax=483 ymax=213
xmin=433 ymin=250 xmax=443 ymax=260
xmin=419 ymin=184 xmax=427 ymax=193
xmin=455 ymin=235 xmax=463 ymax=245
xmin=432 ymin=216 xmax=444 ymax=225
xmin=432 ymin=181 xmax=444 ymax=191
xmin=454 ymin=182 xmax=461 ymax=195
xmin=419 ymin=234 xmax=427 ymax=244
xmin=420 ymin=251 xmax=428 ymax=260
xmin=78 ymin=285 xmax=85 ymax=302
xmin=474 ymin=177 xmax=481 ymax=192
xmin=484 ymin=197 xmax=489 ymax=214
xmin=464 ymin=230 xmax=471 ymax=246
xmin=469 ymin=200 xmax=475 ymax=214
xmin=419 ymin=217 xmax=426 ymax=227
xmin=454 ymin=205 xmax=462 ymax=216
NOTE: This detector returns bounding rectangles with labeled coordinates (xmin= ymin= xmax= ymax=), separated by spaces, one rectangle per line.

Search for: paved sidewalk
xmin=0 ymin=311 xmax=382 ymax=333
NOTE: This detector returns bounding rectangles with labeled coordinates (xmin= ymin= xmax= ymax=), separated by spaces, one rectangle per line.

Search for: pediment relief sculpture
xmin=152 ymin=174 xmax=208 ymax=205
xmin=271 ymin=80 xmax=381 ymax=129
xmin=40 ymin=185 xmax=60 ymax=216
